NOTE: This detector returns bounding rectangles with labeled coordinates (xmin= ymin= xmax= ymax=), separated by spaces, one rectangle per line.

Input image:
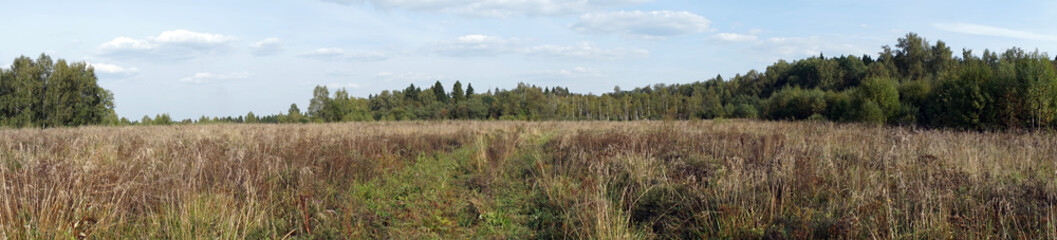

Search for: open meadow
xmin=2 ymin=120 xmax=1056 ymax=239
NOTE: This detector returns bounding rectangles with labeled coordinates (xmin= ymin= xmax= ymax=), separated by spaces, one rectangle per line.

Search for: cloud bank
xmin=428 ymin=34 xmax=648 ymax=59
xmin=570 ymin=10 xmax=710 ymax=39
xmin=249 ymin=38 xmax=283 ymax=56
xmin=98 ymin=29 xmax=237 ymax=61
xmin=87 ymin=62 xmax=139 ymax=77
xmin=934 ymin=23 xmax=1057 ymax=41
xmin=180 ymin=71 xmax=252 ymax=84
xmin=301 ymin=48 xmax=391 ymax=61
xmin=709 ymin=33 xmax=758 ymax=43
xmin=322 ymin=0 xmax=651 ymax=17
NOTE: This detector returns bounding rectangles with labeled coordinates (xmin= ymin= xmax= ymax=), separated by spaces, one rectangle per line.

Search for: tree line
xmin=0 ymin=54 xmax=117 ymax=128
xmin=6 ymin=33 xmax=1057 ymax=130
xmin=249 ymin=33 xmax=1054 ymax=130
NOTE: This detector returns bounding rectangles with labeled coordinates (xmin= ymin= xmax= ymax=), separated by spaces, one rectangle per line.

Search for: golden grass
xmin=1 ymin=120 xmax=1055 ymax=239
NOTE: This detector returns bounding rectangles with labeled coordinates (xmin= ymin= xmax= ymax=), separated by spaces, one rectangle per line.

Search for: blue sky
xmin=2 ymin=0 xmax=1055 ymax=120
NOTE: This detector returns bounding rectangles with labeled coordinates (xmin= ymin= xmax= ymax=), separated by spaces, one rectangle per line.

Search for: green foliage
xmin=854 ymin=77 xmax=901 ymax=123
xmin=0 ymin=54 xmax=115 ymax=128
xmin=930 ymin=63 xmax=992 ymax=129
xmin=141 ymin=115 xmax=153 ymax=125
xmin=854 ymin=100 xmax=885 ymax=124
xmin=895 ymin=33 xmax=929 ymax=79
xmin=898 ymin=80 xmax=931 ymax=107
xmin=701 ymin=92 xmax=725 ymax=119
xmin=730 ymin=103 xmax=758 ymax=119
xmin=432 ymin=81 xmax=448 ymax=103
xmin=245 ymin=112 xmax=258 ymax=123
xmin=451 ymin=81 xmax=465 ymax=103
xmin=154 ymin=113 xmax=173 ymax=125
xmin=823 ymin=91 xmax=853 ymax=121
xmin=286 ymin=103 xmax=304 ymax=123
xmin=786 ymin=57 xmax=843 ymax=90
xmin=765 ymin=87 xmax=827 ymax=120
xmin=404 ymin=84 xmax=420 ymax=102
xmin=188 ymin=32 xmax=1054 ymax=131
xmin=837 ymin=55 xmax=867 ymax=87
xmin=1009 ymin=52 xmax=1057 ymax=128
xmin=308 ymin=85 xmax=330 ymax=121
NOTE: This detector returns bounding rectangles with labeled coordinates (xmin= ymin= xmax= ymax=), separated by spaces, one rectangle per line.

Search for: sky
xmin=2 ymin=0 xmax=1055 ymax=120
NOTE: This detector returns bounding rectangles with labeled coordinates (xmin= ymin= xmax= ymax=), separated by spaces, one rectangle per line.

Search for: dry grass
xmin=1 ymin=120 xmax=1055 ymax=239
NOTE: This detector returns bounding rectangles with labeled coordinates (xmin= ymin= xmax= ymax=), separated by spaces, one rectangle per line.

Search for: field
xmin=2 ymin=120 xmax=1056 ymax=239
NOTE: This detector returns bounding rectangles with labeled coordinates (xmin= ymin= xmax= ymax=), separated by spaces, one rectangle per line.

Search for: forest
xmin=231 ymin=33 xmax=1056 ymax=130
xmin=3 ymin=33 xmax=1057 ymax=130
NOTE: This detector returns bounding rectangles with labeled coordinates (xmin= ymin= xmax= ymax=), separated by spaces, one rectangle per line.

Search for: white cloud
xmin=570 ymin=10 xmax=710 ymax=39
xmin=99 ymin=37 xmax=157 ymax=50
xmin=302 ymin=48 xmax=391 ymax=61
xmin=546 ymin=66 xmax=601 ymax=78
xmin=326 ymin=83 xmax=362 ymax=89
xmin=760 ymin=37 xmax=823 ymax=56
xmin=86 ymin=62 xmax=139 ymax=77
xmin=524 ymin=42 xmax=648 ymax=59
xmin=750 ymin=36 xmax=870 ymax=61
xmin=307 ymin=48 xmax=345 ymax=58
xmin=429 ymin=34 xmax=522 ymax=57
xmin=179 ymin=71 xmax=252 ymax=84
xmin=375 ymin=71 xmax=446 ymax=83
xmin=97 ymin=29 xmax=237 ymax=61
xmin=709 ymin=33 xmax=758 ymax=43
xmin=323 ymin=0 xmax=651 ymax=17
xmin=522 ymin=66 xmax=604 ymax=81
xmin=459 ymin=34 xmax=496 ymax=42
xmin=249 ymin=37 xmax=283 ymax=56
xmin=326 ymin=70 xmax=357 ymax=78
xmin=934 ymin=23 xmax=1057 ymax=41
xmin=702 ymin=33 xmax=872 ymax=62
xmin=152 ymin=29 xmax=235 ymax=45
xmin=429 ymin=35 xmax=647 ymax=59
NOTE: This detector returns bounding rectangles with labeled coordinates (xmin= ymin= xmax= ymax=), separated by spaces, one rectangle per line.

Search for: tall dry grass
xmin=531 ymin=120 xmax=1057 ymax=239
xmin=1 ymin=120 xmax=1054 ymax=239
xmin=0 ymin=122 xmax=488 ymax=238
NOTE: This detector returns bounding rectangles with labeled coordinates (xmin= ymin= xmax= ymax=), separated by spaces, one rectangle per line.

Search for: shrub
xmin=731 ymin=103 xmax=759 ymax=119
xmin=855 ymin=77 xmax=901 ymax=123
xmin=765 ymin=87 xmax=827 ymax=120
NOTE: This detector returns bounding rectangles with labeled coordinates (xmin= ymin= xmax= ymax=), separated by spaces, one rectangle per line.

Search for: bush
xmin=765 ymin=87 xmax=827 ymax=120
xmin=731 ymin=104 xmax=759 ymax=119
xmin=898 ymin=80 xmax=931 ymax=108
xmin=824 ymin=91 xmax=854 ymax=122
xmin=854 ymin=100 xmax=885 ymax=124
xmin=855 ymin=77 xmax=901 ymax=123
xmin=929 ymin=64 xmax=993 ymax=129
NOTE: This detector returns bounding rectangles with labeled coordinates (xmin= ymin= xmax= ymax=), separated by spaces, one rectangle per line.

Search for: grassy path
xmin=2 ymin=121 xmax=1056 ymax=239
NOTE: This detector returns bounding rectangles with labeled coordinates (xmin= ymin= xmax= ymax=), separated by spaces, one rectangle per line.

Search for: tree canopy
xmin=275 ymin=33 xmax=1057 ymax=130
xmin=9 ymin=33 xmax=1055 ymax=131
xmin=0 ymin=54 xmax=116 ymax=128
